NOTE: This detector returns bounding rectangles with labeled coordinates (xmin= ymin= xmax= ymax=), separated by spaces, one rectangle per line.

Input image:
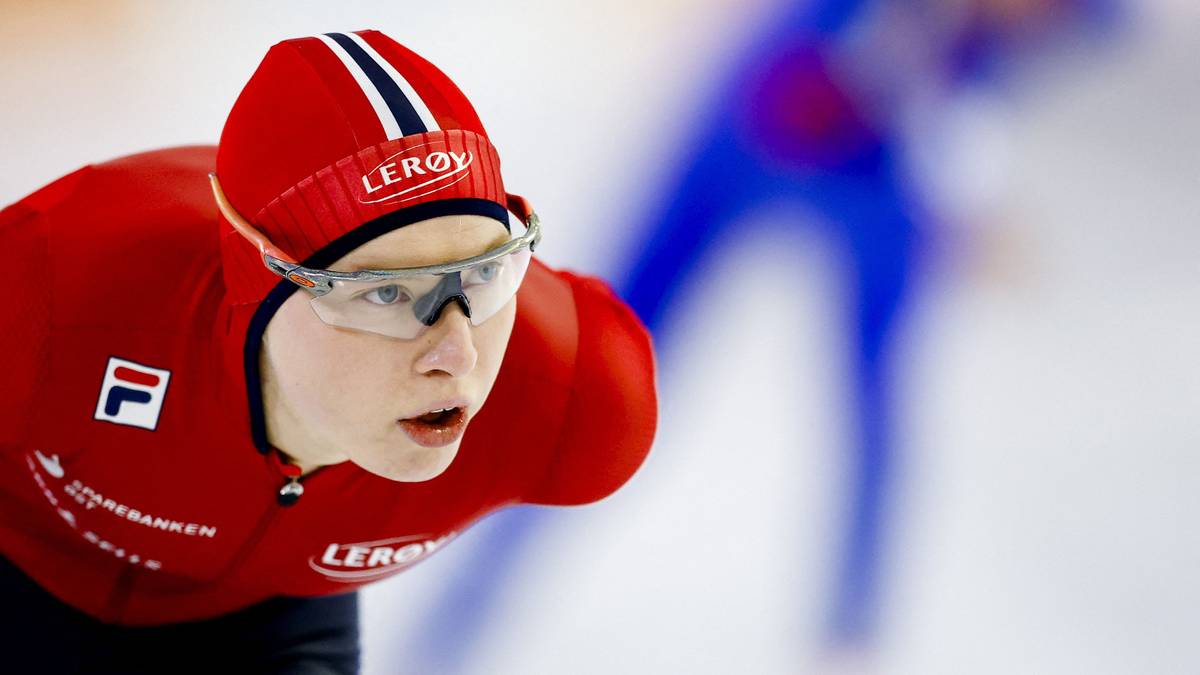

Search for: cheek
xmin=472 ymin=298 xmax=517 ymax=384
xmin=266 ymin=297 xmax=417 ymax=428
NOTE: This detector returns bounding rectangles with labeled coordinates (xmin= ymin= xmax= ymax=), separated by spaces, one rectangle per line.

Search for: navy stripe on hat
xmin=324 ymin=32 xmax=428 ymax=136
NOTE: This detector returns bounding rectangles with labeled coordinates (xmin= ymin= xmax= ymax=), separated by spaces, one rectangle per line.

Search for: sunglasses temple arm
xmin=208 ymin=172 xmax=298 ymax=265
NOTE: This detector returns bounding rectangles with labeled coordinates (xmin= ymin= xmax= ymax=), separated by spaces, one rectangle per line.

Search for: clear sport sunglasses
xmin=209 ymin=173 xmax=542 ymax=339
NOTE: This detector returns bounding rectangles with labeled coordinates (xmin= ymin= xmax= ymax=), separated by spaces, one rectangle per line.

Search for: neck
xmin=259 ymin=356 xmax=347 ymax=478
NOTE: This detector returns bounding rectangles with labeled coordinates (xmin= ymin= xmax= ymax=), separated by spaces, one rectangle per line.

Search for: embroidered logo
xmin=359 ymin=141 xmax=473 ymax=205
xmin=94 ymin=357 xmax=171 ymax=431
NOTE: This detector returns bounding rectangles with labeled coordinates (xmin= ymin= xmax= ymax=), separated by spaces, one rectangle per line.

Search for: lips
xmin=397 ymin=401 xmax=470 ymax=448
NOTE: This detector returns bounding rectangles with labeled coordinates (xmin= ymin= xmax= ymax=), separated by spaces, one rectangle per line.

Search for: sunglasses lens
xmin=306 ymin=247 xmax=532 ymax=339
xmin=463 ymin=246 xmax=532 ymax=326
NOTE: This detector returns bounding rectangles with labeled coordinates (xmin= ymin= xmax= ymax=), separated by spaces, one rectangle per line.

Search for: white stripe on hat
xmin=344 ymin=32 xmax=440 ymax=133
xmin=314 ymin=33 xmax=405 ymax=140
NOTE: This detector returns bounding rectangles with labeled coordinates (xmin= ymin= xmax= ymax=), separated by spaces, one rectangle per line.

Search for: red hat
xmin=216 ymin=30 xmax=510 ymax=304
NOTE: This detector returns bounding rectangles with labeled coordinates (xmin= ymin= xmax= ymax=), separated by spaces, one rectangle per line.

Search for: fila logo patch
xmin=94 ymin=357 xmax=171 ymax=431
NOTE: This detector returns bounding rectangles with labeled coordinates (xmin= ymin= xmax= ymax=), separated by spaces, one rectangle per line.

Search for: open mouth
xmin=397 ymin=406 xmax=468 ymax=447
xmin=413 ymin=407 xmax=459 ymax=425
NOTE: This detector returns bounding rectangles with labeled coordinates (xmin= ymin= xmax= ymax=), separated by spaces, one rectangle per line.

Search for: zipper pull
xmin=278 ymin=477 xmax=303 ymax=506
xmin=268 ymin=448 xmax=304 ymax=507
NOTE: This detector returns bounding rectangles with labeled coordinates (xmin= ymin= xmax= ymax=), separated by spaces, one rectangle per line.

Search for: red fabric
xmin=287 ymin=35 xmax=392 ymax=147
xmin=217 ymin=39 xmax=366 ymax=228
xmin=0 ymin=145 xmax=658 ymax=625
xmin=223 ymin=129 xmax=507 ymax=303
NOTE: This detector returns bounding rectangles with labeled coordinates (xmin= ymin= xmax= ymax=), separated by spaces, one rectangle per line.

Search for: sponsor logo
xmin=35 ymin=449 xmax=64 ymax=479
xmin=25 ymin=450 xmax=218 ymax=539
xmin=308 ymin=533 xmax=456 ymax=582
xmin=57 ymin=508 xmax=76 ymax=527
xmin=23 ymin=453 xmax=162 ymax=571
xmin=359 ymin=141 xmax=473 ymax=205
xmin=62 ymin=479 xmax=218 ymax=538
xmin=82 ymin=530 xmax=162 ymax=570
xmin=94 ymin=357 xmax=171 ymax=431
xmin=25 ymin=453 xmax=65 ymax=515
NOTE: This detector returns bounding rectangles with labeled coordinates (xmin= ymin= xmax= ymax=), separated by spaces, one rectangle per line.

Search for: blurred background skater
xmin=404 ymin=0 xmax=1123 ymax=672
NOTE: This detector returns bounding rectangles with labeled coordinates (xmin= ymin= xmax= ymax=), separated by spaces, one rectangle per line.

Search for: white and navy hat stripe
xmin=315 ymin=32 xmax=440 ymax=139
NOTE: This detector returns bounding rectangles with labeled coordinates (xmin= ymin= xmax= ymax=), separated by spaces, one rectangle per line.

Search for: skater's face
xmin=259 ymin=214 xmax=517 ymax=481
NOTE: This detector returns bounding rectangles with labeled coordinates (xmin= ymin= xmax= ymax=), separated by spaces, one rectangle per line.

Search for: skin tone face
xmin=259 ymin=214 xmax=517 ymax=481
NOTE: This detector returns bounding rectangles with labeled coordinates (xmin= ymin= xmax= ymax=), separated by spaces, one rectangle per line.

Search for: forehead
xmin=331 ymin=214 xmax=510 ymax=271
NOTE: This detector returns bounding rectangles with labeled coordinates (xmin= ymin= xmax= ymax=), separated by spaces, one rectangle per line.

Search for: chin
xmin=355 ymin=443 xmax=461 ymax=482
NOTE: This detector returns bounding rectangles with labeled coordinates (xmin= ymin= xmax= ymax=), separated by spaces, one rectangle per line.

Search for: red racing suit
xmin=0 ymin=145 xmax=657 ymax=625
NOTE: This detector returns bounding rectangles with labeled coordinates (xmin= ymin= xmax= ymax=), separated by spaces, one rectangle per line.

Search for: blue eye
xmin=468 ymin=261 xmax=502 ymax=285
xmin=363 ymin=284 xmax=412 ymax=305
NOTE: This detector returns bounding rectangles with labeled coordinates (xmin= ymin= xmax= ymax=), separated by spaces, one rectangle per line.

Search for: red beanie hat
xmin=216 ymin=30 xmax=510 ymax=304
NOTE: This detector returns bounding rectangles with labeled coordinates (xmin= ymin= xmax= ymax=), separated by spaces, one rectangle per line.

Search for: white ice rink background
xmin=2 ymin=1 xmax=1198 ymax=673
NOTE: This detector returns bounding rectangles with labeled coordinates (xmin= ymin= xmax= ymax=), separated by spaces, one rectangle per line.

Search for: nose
xmin=413 ymin=302 xmax=478 ymax=378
